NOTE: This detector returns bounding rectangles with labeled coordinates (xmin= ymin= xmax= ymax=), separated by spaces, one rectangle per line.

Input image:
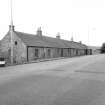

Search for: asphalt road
xmin=0 ymin=54 xmax=105 ymax=105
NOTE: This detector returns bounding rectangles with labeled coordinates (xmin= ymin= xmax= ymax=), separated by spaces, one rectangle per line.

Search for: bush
xmin=101 ymin=43 xmax=105 ymax=53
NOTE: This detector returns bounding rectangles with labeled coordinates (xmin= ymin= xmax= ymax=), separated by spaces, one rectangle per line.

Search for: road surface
xmin=0 ymin=54 xmax=105 ymax=105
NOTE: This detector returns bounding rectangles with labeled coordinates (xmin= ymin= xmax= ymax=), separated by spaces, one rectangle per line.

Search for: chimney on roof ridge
xmin=37 ymin=27 xmax=42 ymax=37
xmin=79 ymin=41 xmax=82 ymax=44
xmin=56 ymin=32 xmax=61 ymax=39
xmin=9 ymin=25 xmax=15 ymax=31
xmin=71 ymin=36 xmax=74 ymax=41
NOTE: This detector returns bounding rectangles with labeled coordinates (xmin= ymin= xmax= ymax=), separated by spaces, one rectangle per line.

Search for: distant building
xmin=88 ymin=46 xmax=101 ymax=54
xmin=0 ymin=26 xmax=92 ymax=64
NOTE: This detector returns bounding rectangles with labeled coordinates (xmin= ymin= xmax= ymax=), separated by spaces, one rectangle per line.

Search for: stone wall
xmin=1 ymin=31 xmax=27 ymax=64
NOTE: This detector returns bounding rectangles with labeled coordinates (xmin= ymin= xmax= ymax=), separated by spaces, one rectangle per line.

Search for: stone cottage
xmin=0 ymin=25 xmax=92 ymax=64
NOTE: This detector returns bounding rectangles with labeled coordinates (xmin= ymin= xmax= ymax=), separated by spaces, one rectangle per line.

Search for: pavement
xmin=0 ymin=54 xmax=105 ymax=105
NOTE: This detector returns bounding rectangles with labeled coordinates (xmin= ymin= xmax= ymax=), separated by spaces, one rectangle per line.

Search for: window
xmin=35 ymin=49 xmax=39 ymax=57
xmin=48 ymin=49 xmax=51 ymax=57
xmin=61 ymin=49 xmax=63 ymax=57
xmin=15 ymin=41 xmax=17 ymax=45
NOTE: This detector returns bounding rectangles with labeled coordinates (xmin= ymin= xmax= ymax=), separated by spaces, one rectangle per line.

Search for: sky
xmin=0 ymin=0 xmax=105 ymax=46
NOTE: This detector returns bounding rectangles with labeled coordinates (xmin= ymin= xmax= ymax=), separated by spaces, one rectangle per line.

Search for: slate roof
xmin=14 ymin=31 xmax=87 ymax=49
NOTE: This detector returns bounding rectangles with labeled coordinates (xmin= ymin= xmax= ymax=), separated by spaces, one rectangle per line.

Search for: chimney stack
xmin=9 ymin=25 xmax=15 ymax=31
xmin=71 ymin=36 xmax=74 ymax=41
xmin=56 ymin=32 xmax=61 ymax=39
xmin=37 ymin=27 xmax=42 ymax=37
xmin=79 ymin=41 xmax=82 ymax=44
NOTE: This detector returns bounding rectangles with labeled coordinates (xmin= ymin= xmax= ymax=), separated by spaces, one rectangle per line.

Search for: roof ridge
xmin=15 ymin=31 xmax=37 ymax=36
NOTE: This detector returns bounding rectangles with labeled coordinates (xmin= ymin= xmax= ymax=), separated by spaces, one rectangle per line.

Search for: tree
xmin=101 ymin=43 xmax=105 ymax=53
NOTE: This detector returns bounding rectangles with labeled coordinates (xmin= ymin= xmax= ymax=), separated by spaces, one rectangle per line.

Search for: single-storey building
xmin=0 ymin=25 xmax=92 ymax=64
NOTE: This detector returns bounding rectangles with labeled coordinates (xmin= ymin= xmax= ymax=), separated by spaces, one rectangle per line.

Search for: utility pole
xmin=10 ymin=0 xmax=13 ymax=64
xmin=88 ymin=25 xmax=90 ymax=46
